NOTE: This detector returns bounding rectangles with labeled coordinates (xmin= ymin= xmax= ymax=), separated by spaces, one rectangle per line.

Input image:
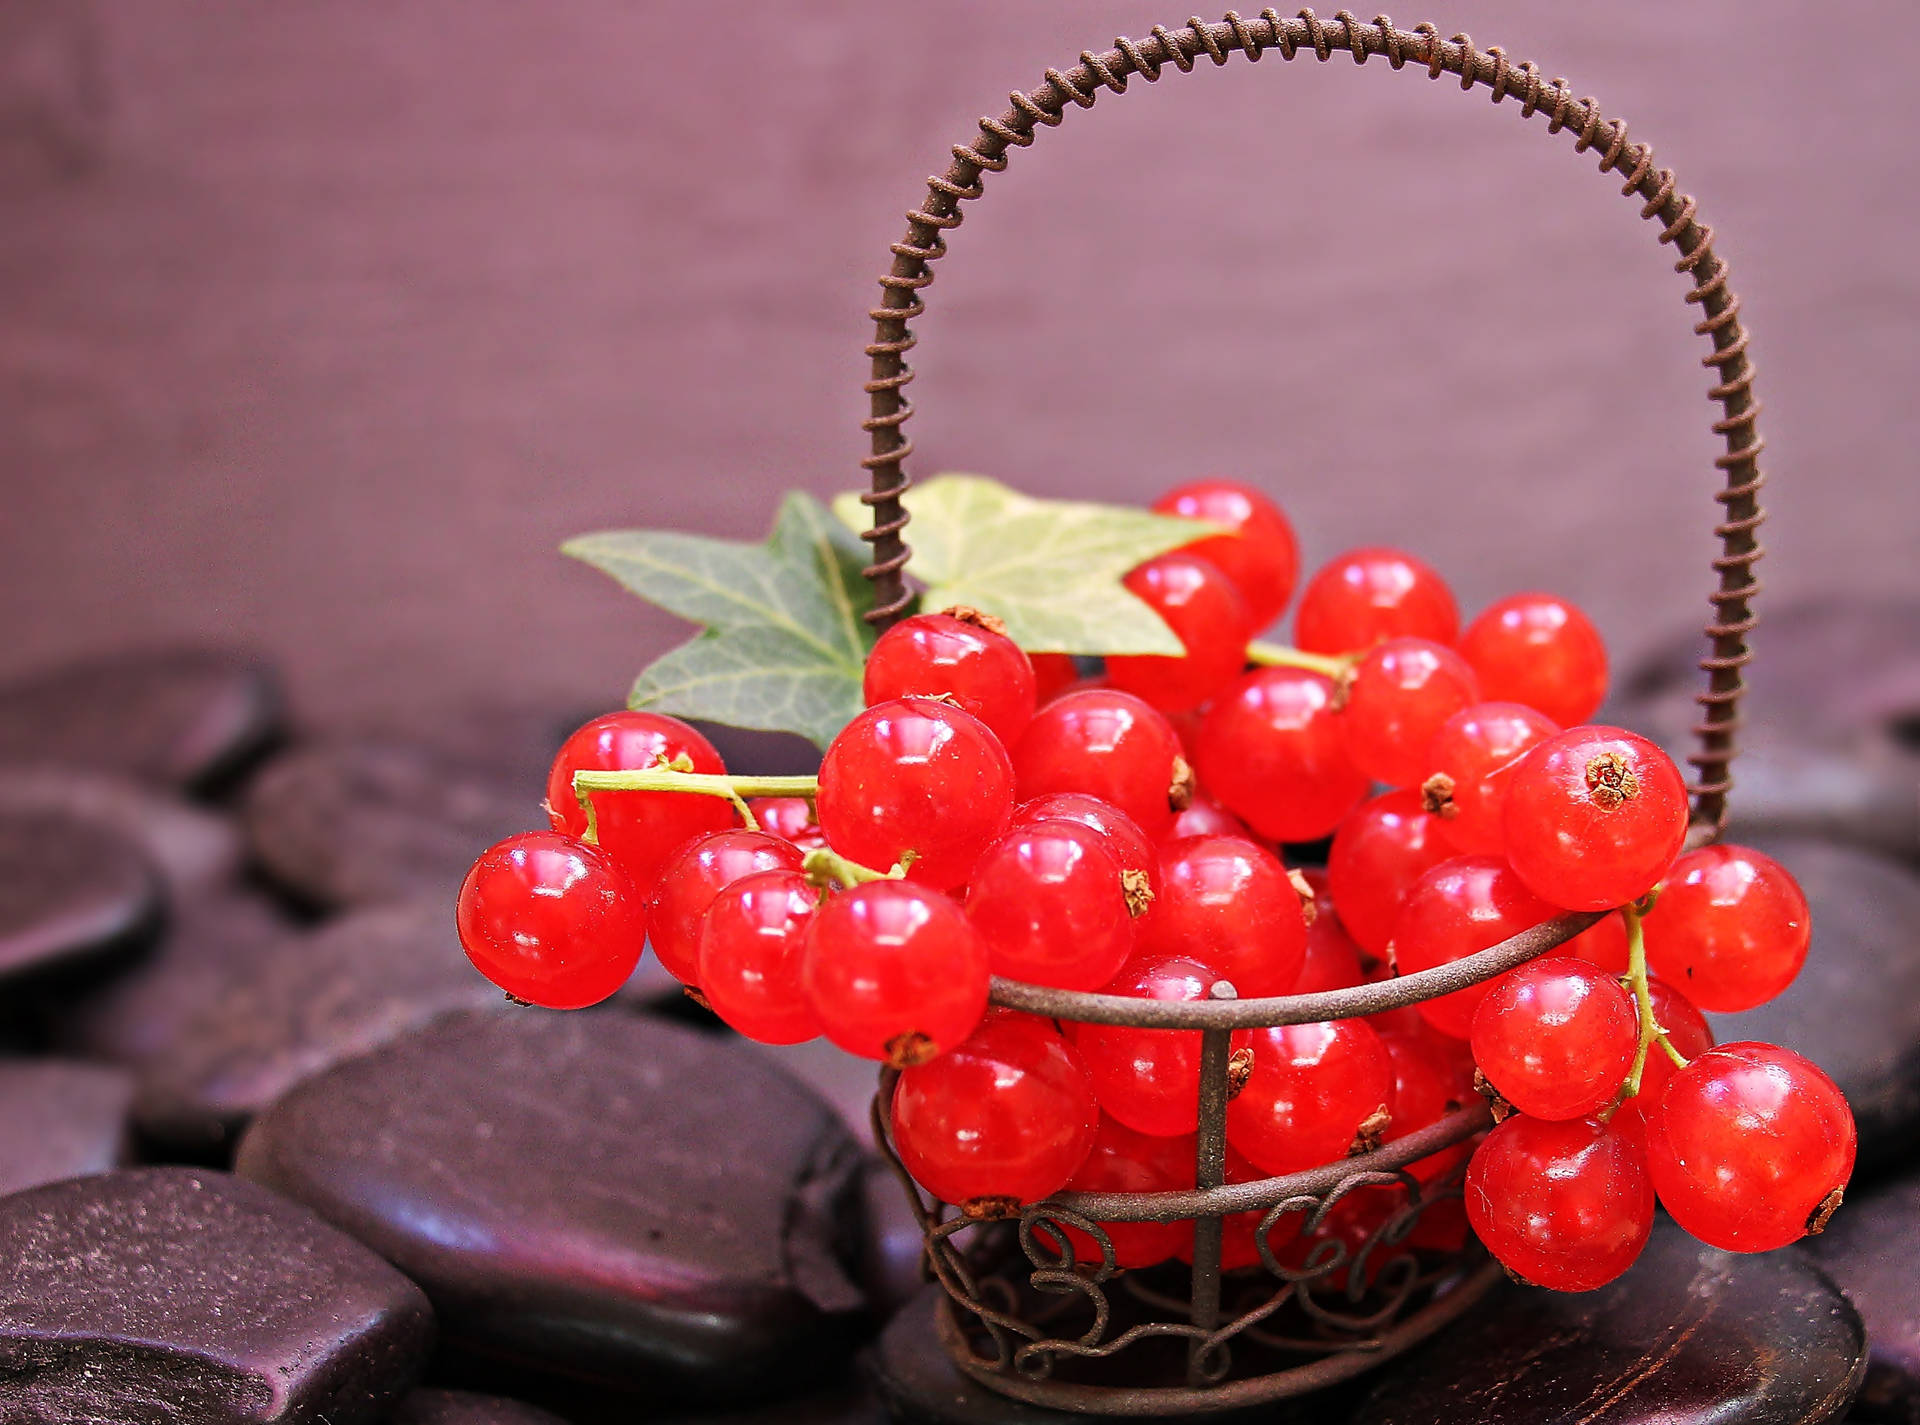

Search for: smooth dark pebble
xmin=0 ymin=810 xmax=161 ymax=986
xmin=1705 ymin=835 xmax=1920 ymax=1177
xmin=1809 ymin=1170 xmax=1920 ymax=1425
xmin=647 ymin=1378 xmax=887 ymax=1425
xmin=0 ymin=764 xmax=243 ymax=898
xmin=384 ymin=1389 xmax=570 ymax=1425
xmin=0 ymin=1058 xmax=133 ymax=1196
xmin=131 ymin=897 xmax=504 ymax=1154
xmin=0 ymin=1167 xmax=433 ymax=1425
xmin=1349 ymin=1222 xmax=1864 ymax=1425
xmin=243 ymin=738 xmax=534 ymax=910
xmin=236 ymin=1009 xmax=869 ymax=1406
xmin=0 ymin=646 xmax=283 ymax=792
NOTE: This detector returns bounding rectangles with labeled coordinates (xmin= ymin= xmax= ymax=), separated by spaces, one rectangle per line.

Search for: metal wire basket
xmin=854 ymin=10 xmax=1764 ymax=1415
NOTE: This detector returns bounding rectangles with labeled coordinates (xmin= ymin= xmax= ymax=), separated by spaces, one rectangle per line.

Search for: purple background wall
xmin=2 ymin=1 xmax=1914 ymax=733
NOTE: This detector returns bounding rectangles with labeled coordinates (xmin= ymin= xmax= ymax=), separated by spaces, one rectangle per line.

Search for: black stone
xmin=243 ymin=739 xmax=535 ymax=910
xmin=0 ymin=647 xmax=283 ymax=793
xmin=385 ymin=1389 xmax=569 ymax=1425
xmin=0 ymin=1058 xmax=133 ymax=1196
xmin=1808 ymin=1171 xmax=1920 ymax=1424
xmin=0 ymin=810 xmax=161 ymax=987
xmin=0 ymin=765 xmax=242 ymax=900
xmin=649 ymin=1379 xmax=887 ymax=1425
xmin=1611 ymin=598 xmax=1920 ymax=863
xmin=1703 ymin=835 xmax=1920 ymax=1177
xmin=131 ymin=898 xmax=505 ymax=1154
xmin=235 ymin=1009 xmax=869 ymax=1406
xmin=0 ymin=1167 xmax=433 ymax=1424
xmin=1349 ymin=1223 xmax=1864 ymax=1425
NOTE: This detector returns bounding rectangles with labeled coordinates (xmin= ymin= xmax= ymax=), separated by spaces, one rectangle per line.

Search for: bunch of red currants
xmin=456 ymin=477 xmax=1854 ymax=1293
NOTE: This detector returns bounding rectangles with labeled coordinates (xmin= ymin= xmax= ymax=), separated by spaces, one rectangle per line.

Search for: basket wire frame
xmin=856 ymin=10 xmax=1763 ymax=1414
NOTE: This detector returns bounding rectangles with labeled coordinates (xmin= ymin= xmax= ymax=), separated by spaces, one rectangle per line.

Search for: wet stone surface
xmin=1705 ymin=835 xmax=1920 ymax=1176
xmin=1349 ymin=1222 xmax=1864 ymax=1425
xmin=0 ymin=765 xmax=243 ymax=900
xmin=384 ymin=1389 xmax=570 ymax=1425
xmin=0 ymin=647 xmax=283 ymax=792
xmin=235 ymin=1009 xmax=870 ymax=1407
xmin=1808 ymin=1170 xmax=1920 ymax=1425
xmin=243 ymin=738 xmax=535 ymax=910
xmin=0 ymin=810 xmax=160 ymax=987
xmin=130 ymin=898 xmax=505 ymax=1155
xmin=0 ymin=1167 xmax=433 ymax=1425
xmin=0 ymin=1058 xmax=133 ymax=1197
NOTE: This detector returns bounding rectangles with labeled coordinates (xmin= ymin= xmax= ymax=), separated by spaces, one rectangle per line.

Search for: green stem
xmin=802 ymin=845 xmax=896 ymax=890
xmin=1610 ymin=904 xmax=1689 ymax=1111
xmin=571 ymin=767 xmax=820 ymax=832
xmin=1245 ymin=640 xmax=1355 ymax=680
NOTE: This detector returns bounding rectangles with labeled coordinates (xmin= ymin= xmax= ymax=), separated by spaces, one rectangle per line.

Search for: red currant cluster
xmin=455 ymin=476 xmax=1855 ymax=1293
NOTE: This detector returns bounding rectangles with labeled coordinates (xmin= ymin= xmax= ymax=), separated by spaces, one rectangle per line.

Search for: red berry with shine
xmin=1140 ymin=836 xmax=1307 ymax=998
xmin=545 ymin=711 xmax=735 ymax=893
xmin=1378 ymin=1028 xmax=1474 ymax=1181
xmin=1326 ymin=790 xmax=1455 ymax=958
xmin=1340 ymin=638 xmax=1482 ymax=789
xmin=1389 ymin=856 xmax=1560 ymax=1039
xmin=1196 ymin=667 xmax=1369 ymax=843
xmin=1078 ymin=951 xmax=1248 ymax=1137
xmin=890 ymin=1010 xmax=1098 ymax=1210
xmin=749 ymin=796 xmax=824 ymax=849
xmin=1470 ymin=957 xmax=1637 ymax=1120
xmin=1295 ymin=547 xmax=1459 ymax=655
xmin=967 ymin=820 xmax=1136 ymax=991
xmin=1151 ymin=478 xmax=1301 ymax=629
xmin=1616 ymin=977 xmax=1714 ymax=1125
xmin=1565 ymin=911 xmax=1632 ymax=974
xmin=1503 ymin=726 xmax=1691 ymax=912
xmin=1424 ymin=701 xmax=1560 ymax=856
xmin=1168 ymin=794 xmax=1255 ymax=843
xmin=697 ymin=868 xmax=823 ymax=1045
xmin=1013 ymin=793 xmax=1156 ymax=890
xmin=1012 ymin=689 xmax=1186 ymax=841
xmin=1029 ymin=653 xmax=1082 ymax=706
xmin=457 ymin=830 xmax=645 ymax=1010
xmin=863 ymin=611 xmax=1038 ymax=747
xmin=802 ymin=879 xmax=990 ymax=1066
xmin=1226 ymin=1019 xmax=1396 ymax=1177
xmin=1107 ymin=553 xmax=1254 ymax=714
xmin=1459 ymin=593 xmax=1609 ymax=729
xmin=1641 ymin=843 xmax=1811 ymax=1012
xmin=1056 ymin=1117 xmax=1194 ymax=1269
xmin=817 ymin=697 xmax=1014 ymax=891
xmin=1295 ymin=869 xmax=1366 ymax=994
xmin=1645 ymin=1042 xmax=1855 ymax=1252
xmin=1465 ymin=1113 xmax=1654 ymax=1291
xmin=647 ymin=830 xmax=804 ymax=984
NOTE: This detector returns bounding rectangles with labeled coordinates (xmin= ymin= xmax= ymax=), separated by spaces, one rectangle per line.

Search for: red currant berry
xmin=1459 ymin=593 xmax=1608 ymax=729
xmin=1645 ymin=1042 xmax=1855 ymax=1252
xmin=817 ymin=697 xmax=1014 ymax=891
xmin=696 ymin=868 xmax=823 ymax=1045
xmin=1107 ymin=553 xmax=1254 ymax=714
xmin=1029 ymin=653 xmax=1082 ymax=706
xmin=1013 ymin=793 xmax=1156 ymax=891
xmin=967 ymin=820 xmax=1136 ymax=991
xmin=748 ymin=796 xmax=824 ymax=849
xmin=1564 ymin=911 xmax=1631 ymax=974
xmin=647 ymin=830 xmax=804 ymax=984
xmin=890 ymin=1010 xmax=1097 ymax=1211
xmin=1151 ymin=478 xmax=1301 ymax=629
xmin=1470 ymin=957 xmax=1637 ymax=1120
xmin=1424 ymin=701 xmax=1560 ymax=857
xmin=457 ymin=831 xmax=644 ymax=1009
xmin=1326 ymin=791 xmax=1455 ymax=958
xmin=1226 ymin=1019 xmax=1396 ymax=1177
xmin=1168 ymin=793 xmax=1255 ymax=843
xmin=1012 ymin=689 xmax=1185 ymax=841
xmin=1465 ymin=1113 xmax=1654 ymax=1291
xmin=1503 ymin=726 xmax=1691 ymax=911
xmin=1295 ymin=869 xmax=1366 ymax=995
xmin=1077 ymin=951 xmax=1249 ymax=1138
xmin=1140 ymin=835 xmax=1307 ymax=998
xmin=1055 ymin=1117 xmax=1194 ymax=1269
xmin=801 ymin=879 xmax=989 ymax=1066
xmin=1295 ymin=547 xmax=1459 ymax=656
xmin=1641 ymin=843 xmax=1811 ymax=1013
xmin=1340 ymin=638 xmax=1482 ymax=789
xmin=1196 ymin=667 xmax=1369 ymax=844
xmin=1378 ymin=1028 xmax=1473 ymax=1181
xmin=862 ymin=611 xmax=1038 ymax=748
xmin=1389 ymin=856 xmax=1559 ymax=1039
xmin=1616 ymin=977 xmax=1714 ymax=1125
xmin=545 ymin=712 xmax=735 ymax=893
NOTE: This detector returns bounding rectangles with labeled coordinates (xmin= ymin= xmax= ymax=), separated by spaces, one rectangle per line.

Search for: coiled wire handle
xmin=858 ymin=10 xmax=1762 ymax=834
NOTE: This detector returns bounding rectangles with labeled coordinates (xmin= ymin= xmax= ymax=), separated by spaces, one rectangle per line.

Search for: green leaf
xmin=831 ymin=475 xmax=1220 ymax=655
xmin=563 ymin=493 xmax=875 ymax=749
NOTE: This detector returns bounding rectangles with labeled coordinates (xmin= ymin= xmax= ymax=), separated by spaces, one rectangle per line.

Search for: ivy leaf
xmin=563 ymin=493 xmax=875 ymax=749
xmin=831 ymin=474 xmax=1221 ymax=655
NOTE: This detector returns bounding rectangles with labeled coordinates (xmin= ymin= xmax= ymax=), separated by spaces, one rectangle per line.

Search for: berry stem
xmin=801 ymin=845 xmax=898 ymax=890
xmin=1610 ymin=904 xmax=1688 ymax=1110
xmin=571 ymin=767 xmax=816 ymax=836
xmin=1245 ymin=640 xmax=1355 ymax=681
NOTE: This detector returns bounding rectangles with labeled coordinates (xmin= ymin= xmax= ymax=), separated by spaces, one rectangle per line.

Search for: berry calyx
xmin=647 ymin=830 xmax=805 ymax=984
xmin=1339 ymin=638 xmax=1482 ymax=789
xmin=1151 ymin=478 xmax=1301 ymax=630
xmin=1470 ymin=957 xmax=1637 ymax=1121
xmin=862 ymin=610 xmax=1038 ymax=748
xmin=1295 ymin=547 xmax=1459 ymax=656
xmin=1012 ymin=689 xmax=1186 ymax=841
xmin=1012 ymin=793 xmax=1157 ymax=893
xmin=696 ymin=868 xmax=824 ymax=1044
xmin=1326 ymin=790 xmax=1456 ymax=958
xmin=1196 ymin=667 xmax=1369 ymax=844
xmin=1465 ymin=1113 xmax=1654 ymax=1291
xmin=1422 ymin=701 xmax=1560 ymax=857
xmin=1139 ymin=835 xmax=1308 ymax=998
xmin=1459 ymin=593 xmax=1608 ymax=729
xmin=1225 ymin=1019 xmax=1396 ymax=1177
xmin=967 ymin=820 xmax=1137 ymax=991
xmin=1641 ymin=843 xmax=1811 ymax=1012
xmin=1107 ymin=552 xmax=1255 ymax=714
xmin=457 ymin=830 xmax=645 ymax=1010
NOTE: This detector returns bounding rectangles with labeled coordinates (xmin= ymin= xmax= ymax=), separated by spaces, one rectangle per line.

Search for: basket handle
xmin=855 ymin=10 xmax=1762 ymax=834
